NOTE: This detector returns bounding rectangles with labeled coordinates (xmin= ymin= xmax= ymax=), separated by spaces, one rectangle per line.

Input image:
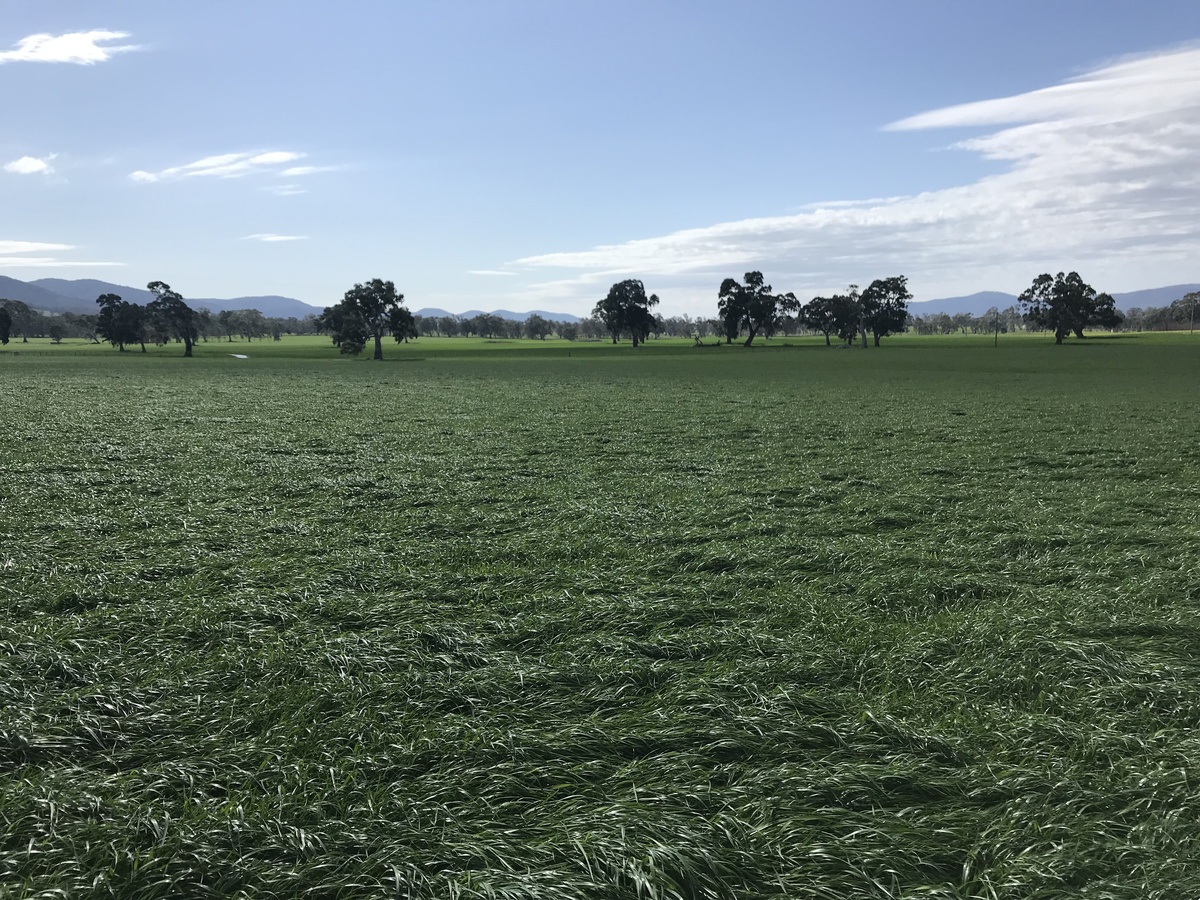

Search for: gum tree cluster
xmin=594 ymin=279 xmax=660 ymax=346
xmin=717 ymin=272 xmax=799 ymax=347
xmin=1019 ymin=271 xmax=1122 ymax=343
xmin=94 ymin=282 xmax=198 ymax=354
xmin=708 ymin=273 xmax=912 ymax=348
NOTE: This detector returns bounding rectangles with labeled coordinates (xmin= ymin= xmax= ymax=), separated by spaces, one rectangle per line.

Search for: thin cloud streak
xmin=510 ymin=45 xmax=1200 ymax=311
xmin=0 ymin=240 xmax=73 ymax=254
xmin=0 ymin=239 xmax=122 ymax=269
xmin=280 ymin=165 xmax=337 ymax=177
xmin=264 ymin=184 xmax=306 ymax=196
xmin=243 ymin=234 xmax=307 ymax=242
xmin=0 ymin=30 xmax=138 ymax=65
xmin=130 ymin=151 xmax=308 ymax=183
xmin=0 ymin=258 xmax=124 ymax=268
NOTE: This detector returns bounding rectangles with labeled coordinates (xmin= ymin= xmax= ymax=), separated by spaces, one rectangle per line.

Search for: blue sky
xmin=3 ymin=1 xmax=1199 ymax=316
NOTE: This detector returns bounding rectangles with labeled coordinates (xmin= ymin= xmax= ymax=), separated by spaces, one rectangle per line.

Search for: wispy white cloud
xmin=280 ymin=165 xmax=337 ymax=177
xmin=0 ymin=30 xmax=138 ymax=65
xmin=468 ymin=269 xmax=518 ymax=277
xmin=0 ymin=239 xmax=122 ymax=268
xmin=0 ymin=258 xmax=124 ymax=268
xmin=264 ymin=184 xmax=307 ymax=196
xmin=0 ymin=240 xmax=72 ymax=254
xmin=3 ymin=155 xmax=55 ymax=175
xmin=243 ymin=233 xmax=307 ymax=242
xmin=511 ymin=44 xmax=1200 ymax=311
xmin=130 ymin=151 xmax=307 ymax=183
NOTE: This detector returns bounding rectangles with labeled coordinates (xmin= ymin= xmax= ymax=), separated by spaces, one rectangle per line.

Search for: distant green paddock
xmin=1 ymin=332 xmax=1199 ymax=898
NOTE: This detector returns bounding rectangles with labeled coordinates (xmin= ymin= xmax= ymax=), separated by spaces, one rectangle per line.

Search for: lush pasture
xmin=2 ymin=334 xmax=1199 ymax=898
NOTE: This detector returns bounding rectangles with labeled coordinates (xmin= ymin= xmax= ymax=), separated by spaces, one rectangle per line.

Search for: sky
xmin=3 ymin=1 xmax=1200 ymax=316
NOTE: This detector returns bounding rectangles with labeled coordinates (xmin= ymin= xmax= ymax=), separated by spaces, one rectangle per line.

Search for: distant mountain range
xmin=0 ymin=276 xmax=584 ymax=322
xmin=415 ymin=307 xmax=581 ymax=323
xmin=0 ymin=276 xmax=325 ymax=319
xmin=909 ymin=284 xmax=1200 ymax=317
xmin=3 ymin=275 xmax=1195 ymax=322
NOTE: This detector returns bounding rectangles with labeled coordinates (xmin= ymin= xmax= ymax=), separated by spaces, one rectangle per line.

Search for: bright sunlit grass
xmin=2 ymin=333 xmax=1198 ymax=898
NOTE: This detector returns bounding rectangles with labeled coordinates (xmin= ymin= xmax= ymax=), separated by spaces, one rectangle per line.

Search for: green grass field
xmin=2 ymin=333 xmax=1199 ymax=898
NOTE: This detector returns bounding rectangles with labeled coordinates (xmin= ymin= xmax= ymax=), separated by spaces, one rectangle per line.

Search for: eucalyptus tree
xmin=147 ymin=281 xmax=198 ymax=356
xmin=1019 ymin=272 xmax=1121 ymax=343
xmin=1 ymin=299 xmax=38 ymax=342
xmin=594 ymin=279 xmax=660 ymax=346
xmin=801 ymin=296 xmax=838 ymax=345
xmin=525 ymin=313 xmax=553 ymax=340
xmin=860 ymin=275 xmax=912 ymax=346
xmin=814 ymin=287 xmax=862 ymax=346
xmin=717 ymin=271 xmax=798 ymax=347
xmin=322 ymin=278 xmax=411 ymax=358
xmin=96 ymin=293 xmax=147 ymax=352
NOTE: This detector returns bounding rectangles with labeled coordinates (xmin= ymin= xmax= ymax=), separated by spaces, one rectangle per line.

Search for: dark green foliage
xmin=321 ymin=278 xmax=410 ymax=359
xmin=146 ymin=281 xmax=198 ymax=357
xmin=594 ymin=279 xmax=660 ymax=346
xmin=813 ymin=287 xmax=862 ymax=346
xmin=525 ymin=313 xmax=552 ymax=340
xmin=1 ymin=298 xmax=39 ymax=342
xmin=1020 ymin=271 xmax=1123 ymax=343
xmin=717 ymin=272 xmax=798 ymax=347
xmin=0 ymin=305 xmax=10 ymax=344
xmin=215 ymin=309 xmax=270 ymax=342
xmin=860 ymin=275 xmax=912 ymax=346
xmin=2 ymin=338 xmax=1200 ymax=898
xmin=389 ymin=305 xmax=417 ymax=343
xmin=95 ymin=292 xmax=147 ymax=352
xmin=801 ymin=295 xmax=838 ymax=345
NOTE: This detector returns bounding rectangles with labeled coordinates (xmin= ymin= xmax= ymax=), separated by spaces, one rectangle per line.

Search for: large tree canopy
xmin=0 ymin=306 xmax=10 ymax=345
xmin=1 ymin=299 xmax=39 ymax=343
xmin=717 ymin=272 xmax=798 ymax=347
xmin=95 ymin=293 xmax=147 ymax=352
xmin=593 ymin=280 xmax=660 ymax=347
xmin=860 ymin=275 xmax=912 ymax=346
xmin=147 ymin=281 xmax=198 ymax=357
xmin=1019 ymin=272 xmax=1122 ymax=344
xmin=525 ymin=313 xmax=552 ymax=341
xmin=801 ymin=296 xmax=838 ymax=346
xmin=321 ymin=279 xmax=411 ymax=358
xmin=830 ymin=289 xmax=862 ymax=346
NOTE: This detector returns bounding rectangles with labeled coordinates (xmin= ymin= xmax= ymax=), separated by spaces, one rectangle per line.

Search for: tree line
xmin=6 ymin=272 xmax=1192 ymax=355
xmin=582 ymin=271 xmax=1162 ymax=347
xmin=0 ymin=292 xmax=320 ymax=349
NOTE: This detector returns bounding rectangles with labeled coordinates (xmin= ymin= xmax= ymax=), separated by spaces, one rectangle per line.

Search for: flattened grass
xmin=2 ymin=334 xmax=1199 ymax=898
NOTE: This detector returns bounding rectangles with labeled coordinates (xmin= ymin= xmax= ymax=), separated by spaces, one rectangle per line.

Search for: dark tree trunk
xmin=824 ymin=332 xmax=831 ymax=346
xmin=873 ymin=332 xmax=881 ymax=347
xmin=184 ymin=336 xmax=194 ymax=357
xmin=373 ymin=331 xmax=383 ymax=360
